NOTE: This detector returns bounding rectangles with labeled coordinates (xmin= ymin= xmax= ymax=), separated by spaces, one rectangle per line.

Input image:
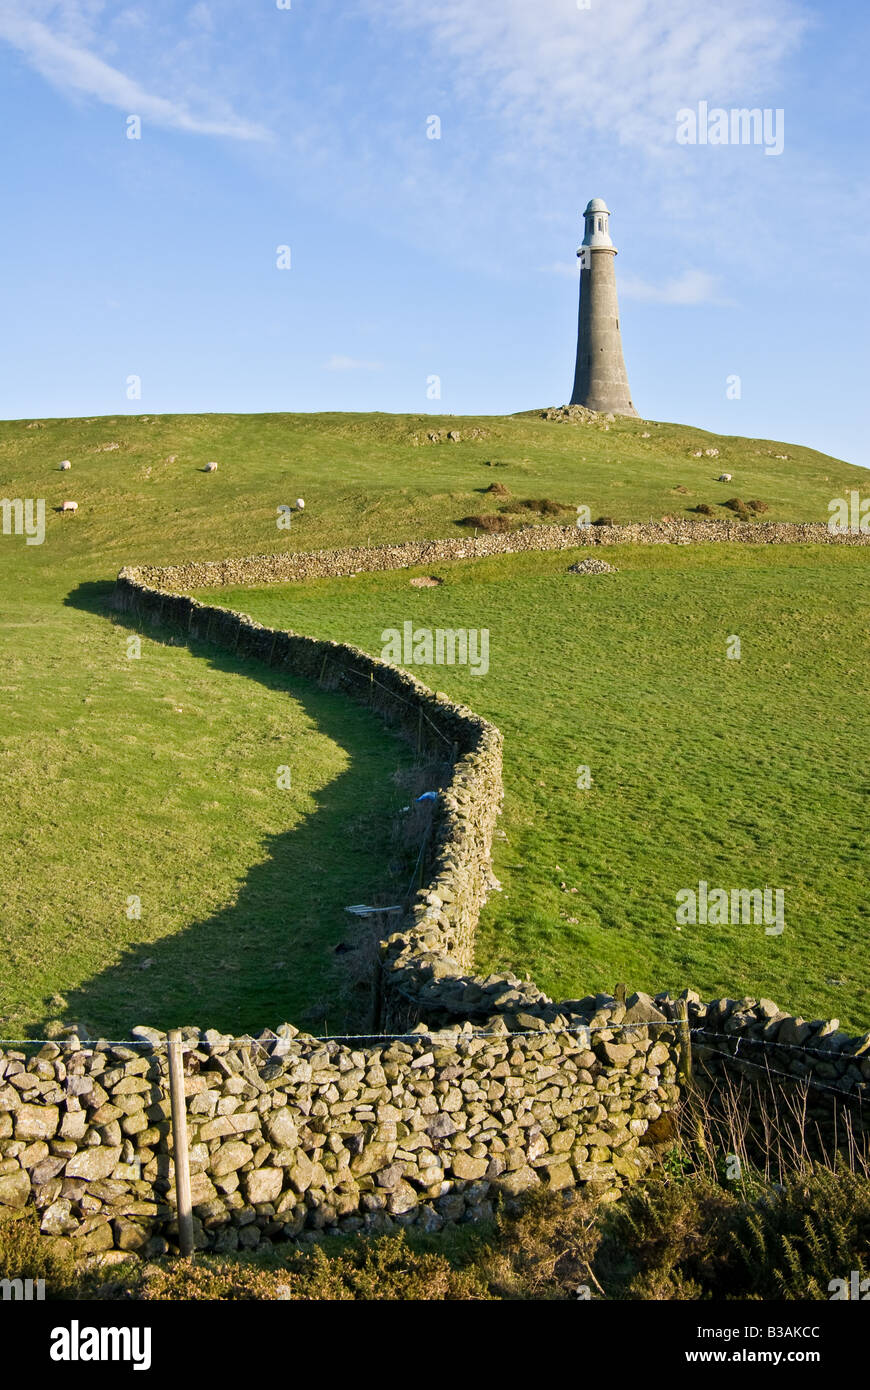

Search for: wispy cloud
xmin=0 ymin=1 xmax=271 ymax=141
xmin=541 ymin=261 xmax=730 ymax=306
xmin=366 ymin=0 xmax=806 ymax=154
xmin=619 ymin=270 xmax=732 ymax=306
xmin=323 ymin=355 xmax=385 ymax=372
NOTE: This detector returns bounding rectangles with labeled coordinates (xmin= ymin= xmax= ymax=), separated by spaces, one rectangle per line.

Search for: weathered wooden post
xmin=675 ymin=997 xmax=693 ymax=1089
xmin=167 ymin=1030 xmax=194 ymax=1258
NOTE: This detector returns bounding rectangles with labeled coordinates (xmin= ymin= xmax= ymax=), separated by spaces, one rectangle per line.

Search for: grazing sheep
xmin=58 ymin=460 xmax=71 ymax=471
xmin=719 ymin=473 xmax=733 ymax=482
xmin=296 ymin=497 xmax=305 ymax=510
xmin=204 ymin=461 xmax=218 ymax=473
xmin=61 ymin=500 xmax=78 ymax=513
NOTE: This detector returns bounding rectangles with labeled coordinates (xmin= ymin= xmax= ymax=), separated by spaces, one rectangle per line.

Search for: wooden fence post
xmin=676 ymin=998 xmax=693 ymax=1089
xmin=167 ymin=1030 xmax=194 ymax=1258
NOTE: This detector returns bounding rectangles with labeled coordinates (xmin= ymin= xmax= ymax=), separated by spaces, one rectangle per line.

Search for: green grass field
xmin=204 ymin=543 xmax=869 ymax=1031
xmin=0 ymin=410 xmax=866 ymax=1037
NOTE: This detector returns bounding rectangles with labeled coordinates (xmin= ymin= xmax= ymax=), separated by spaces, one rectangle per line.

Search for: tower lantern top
xmin=580 ymin=197 xmax=614 ymax=250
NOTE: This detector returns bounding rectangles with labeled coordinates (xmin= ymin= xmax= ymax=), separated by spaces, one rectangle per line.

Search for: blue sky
xmin=1 ymin=0 xmax=867 ymax=466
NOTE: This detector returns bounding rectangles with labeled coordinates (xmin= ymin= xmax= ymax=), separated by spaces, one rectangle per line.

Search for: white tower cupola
xmin=580 ymin=197 xmax=614 ymax=250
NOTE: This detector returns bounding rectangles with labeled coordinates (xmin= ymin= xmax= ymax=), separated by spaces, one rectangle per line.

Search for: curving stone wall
xmin=1 ymin=527 xmax=866 ymax=1257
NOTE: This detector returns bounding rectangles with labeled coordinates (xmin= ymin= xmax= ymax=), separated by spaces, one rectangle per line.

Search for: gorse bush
xmin=132 ymin=1231 xmax=491 ymax=1302
xmin=59 ymin=1166 xmax=870 ymax=1302
xmin=731 ymin=1167 xmax=870 ymax=1300
xmin=0 ymin=1210 xmax=76 ymax=1298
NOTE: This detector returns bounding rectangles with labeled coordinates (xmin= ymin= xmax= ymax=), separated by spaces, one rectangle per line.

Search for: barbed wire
xmin=331 ymin=662 xmax=456 ymax=750
xmin=0 ymin=1017 xmax=866 ymax=1058
xmin=688 ymin=1039 xmax=867 ymax=1105
xmin=689 ymin=1025 xmax=869 ymax=1065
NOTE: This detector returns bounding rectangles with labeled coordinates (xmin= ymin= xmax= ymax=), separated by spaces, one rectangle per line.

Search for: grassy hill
xmin=0 ymin=409 xmax=865 ymax=576
xmin=0 ymin=410 xmax=866 ymax=1037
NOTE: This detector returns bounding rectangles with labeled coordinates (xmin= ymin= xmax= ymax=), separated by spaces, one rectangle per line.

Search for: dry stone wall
xmin=123 ymin=519 xmax=867 ymax=595
xmin=1 ymin=527 xmax=866 ymax=1257
xmin=0 ymin=1001 xmax=678 ymax=1257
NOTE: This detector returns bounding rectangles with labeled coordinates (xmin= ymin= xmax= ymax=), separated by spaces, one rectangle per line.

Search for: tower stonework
xmin=570 ymin=198 xmax=638 ymax=417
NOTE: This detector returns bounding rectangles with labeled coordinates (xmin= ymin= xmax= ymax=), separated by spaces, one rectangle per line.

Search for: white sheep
xmin=204 ymin=461 xmax=218 ymax=473
xmin=61 ymin=500 xmax=78 ymax=513
xmin=58 ymin=460 xmax=71 ymax=471
xmin=719 ymin=473 xmax=732 ymax=482
xmin=296 ymin=497 xmax=305 ymax=510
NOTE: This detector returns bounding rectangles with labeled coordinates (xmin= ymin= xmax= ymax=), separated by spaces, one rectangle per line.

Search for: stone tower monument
xmin=570 ymin=198 xmax=638 ymax=417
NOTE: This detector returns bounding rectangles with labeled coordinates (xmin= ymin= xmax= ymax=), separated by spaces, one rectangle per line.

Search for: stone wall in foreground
xmin=1 ymin=992 xmax=866 ymax=1258
xmin=0 ymin=998 xmax=678 ymax=1257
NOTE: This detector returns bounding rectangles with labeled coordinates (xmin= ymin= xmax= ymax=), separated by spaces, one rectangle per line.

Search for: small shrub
xmin=592 ymin=516 xmax=615 ymax=526
xmin=135 ymin=1232 xmax=491 ymax=1302
xmin=693 ymin=503 xmax=716 ymax=516
xmin=456 ymin=514 xmax=513 ymax=533
xmin=730 ymin=1166 xmax=870 ymax=1300
xmin=746 ymin=499 xmax=769 ymax=513
xmin=484 ymin=482 xmax=510 ymax=497
xmin=0 ymin=1209 xmax=76 ymax=1298
xmin=722 ymin=497 xmax=749 ymax=513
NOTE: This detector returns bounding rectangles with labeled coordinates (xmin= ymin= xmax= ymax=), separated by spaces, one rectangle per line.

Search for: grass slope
xmin=0 ymin=410 xmax=866 ymax=1036
xmin=205 ymin=544 xmax=869 ymax=1030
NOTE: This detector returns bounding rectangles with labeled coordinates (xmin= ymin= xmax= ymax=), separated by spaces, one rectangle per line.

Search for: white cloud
xmin=542 ymin=260 xmax=581 ymax=279
xmin=541 ymin=261 xmax=729 ymax=306
xmin=0 ymin=1 xmax=270 ymax=141
xmin=367 ymin=0 xmax=806 ymax=154
xmin=323 ymin=355 xmax=385 ymax=372
xmin=618 ymin=269 xmax=732 ymax=306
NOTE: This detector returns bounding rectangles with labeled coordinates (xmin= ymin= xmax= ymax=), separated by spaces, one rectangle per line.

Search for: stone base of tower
xmin=570 ymin=392 xmax=639 ymax=418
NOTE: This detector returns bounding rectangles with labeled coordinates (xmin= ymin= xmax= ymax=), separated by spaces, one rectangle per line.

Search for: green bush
xmin=0 ymin=1209 xmax=76 ymax=1299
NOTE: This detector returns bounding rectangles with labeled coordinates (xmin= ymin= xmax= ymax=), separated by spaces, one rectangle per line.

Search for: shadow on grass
xmin=49 ymin=582 xmax=421 ymax=1039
